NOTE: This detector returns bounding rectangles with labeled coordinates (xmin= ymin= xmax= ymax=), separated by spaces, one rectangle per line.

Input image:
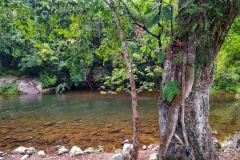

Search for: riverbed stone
xmin=148 ymin=144 xmax=159 ymax=151
xmin=0 ymin=151 xmax=5 ymax=157
xmin=111 ymin=153 xmax=123 ymax=160
xmin=69 ymin=146 xmax=84 ymax=157
xmin=12 ymin=146 xmax=36 ymax=155
xmin=37 ymin=150 xmax=46 ymax=158
xmin=122 ymin=143 xmax=133 ymax=159
xmin=142 ymin=145 xmax=147 ymax=150
xmin=122 ymin=139 xmax=129 ymax=144
xmin=149 ymin=153 xmax=158 ymax=160
xmin=84 ymin=147 xmax=95 ymax=154
xmin=20 ymin=154 xmax=29 ymax=160
xmin=58 ymin=146 xmax=69 ymax=155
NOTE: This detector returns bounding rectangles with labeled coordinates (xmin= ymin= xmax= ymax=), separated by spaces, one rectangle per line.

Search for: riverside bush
xmin=0 ymin=82 xmax=21 ymax=94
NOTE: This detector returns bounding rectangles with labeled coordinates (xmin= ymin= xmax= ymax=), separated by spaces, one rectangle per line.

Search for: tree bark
xmin=158 ymin=1 xmax=239 ymax=159
xmin=104 ymin=1 xmax=140 ymax=159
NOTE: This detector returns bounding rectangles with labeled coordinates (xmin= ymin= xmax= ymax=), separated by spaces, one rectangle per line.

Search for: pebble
xmin=143 ymin=145 xmax=147 ymax=150
xmin=111 ymin=153 xmax=123 ymax=160
xmin=69 ymin=146 xmax=84 ymax=157
xmin=122 ymin=139 xmax=129 ymax=144
xmin=37 ymin=150 xmax=46 ymax=158
xmin=20 ymin=154 xmax=29 ymax=160
xmin=58 ymin=146 xmax=69 ymax=155
xmin=84 ymin=147 xmax=95 ymax=154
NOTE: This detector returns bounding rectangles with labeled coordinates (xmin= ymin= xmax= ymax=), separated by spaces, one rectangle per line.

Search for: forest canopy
xmin=0 ymin=0 xmax=239 ymax=93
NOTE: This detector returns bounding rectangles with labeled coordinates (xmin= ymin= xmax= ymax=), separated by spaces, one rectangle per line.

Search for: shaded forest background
xmin=0 ymin=0 xmax=239 ymax=93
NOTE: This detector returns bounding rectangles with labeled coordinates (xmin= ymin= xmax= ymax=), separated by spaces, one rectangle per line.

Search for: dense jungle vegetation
xmin=0 ymin=0 xmax=239 ymax=93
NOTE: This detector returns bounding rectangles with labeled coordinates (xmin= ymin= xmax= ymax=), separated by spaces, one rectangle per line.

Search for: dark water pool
xmin=0 ymin=91 xmax=239 ymax=152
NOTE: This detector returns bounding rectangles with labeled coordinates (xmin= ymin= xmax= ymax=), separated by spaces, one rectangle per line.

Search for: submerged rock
xmin=69 ymin=146 xmax=84 ymax=157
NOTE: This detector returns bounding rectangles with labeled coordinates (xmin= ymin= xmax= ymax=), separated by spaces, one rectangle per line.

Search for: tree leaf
xmin=163 ymin=5 xmax=172 ymax=20
xmin=158 ymin=51 xmax=165 ymax=64
xmin=152 ymin=15 xmax=160 ymax=25
xmin=162 ymin=81 xmax=179 ymax=102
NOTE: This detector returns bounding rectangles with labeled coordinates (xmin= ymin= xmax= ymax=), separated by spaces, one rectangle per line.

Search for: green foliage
xmin=163 ymin=5 xmax=172 ymax=20
xmin=0 ymin=82 xmax=21 ymax=95
xmin=39 ymin=72 xmax=57 ymax=88
xmin=162 ymin=81 xmax=179 ymax=102
xmin=55 ymin=82 xmax=70 ymax=94
xmin=213 ymin=17 xmax=240 ymax=92
xmin=93 ymin=67 xmax=109 ymax=82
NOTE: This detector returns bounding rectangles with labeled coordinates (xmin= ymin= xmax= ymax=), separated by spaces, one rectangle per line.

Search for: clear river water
xmin=0 ymin=90 xmax=239 ymax=153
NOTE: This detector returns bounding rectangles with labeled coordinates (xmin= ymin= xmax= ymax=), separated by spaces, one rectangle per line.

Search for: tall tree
xmin=158 ymin=0 xmax=239 ymax=159
xmin=104 ymin=0 xmax=140 ymax=159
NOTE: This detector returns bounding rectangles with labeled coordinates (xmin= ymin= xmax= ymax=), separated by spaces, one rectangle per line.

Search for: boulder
xmin=0 ymin=76 xmax=18 ymax=87
xmin=57 ymin=146 xmax=69 ymax=155
xmin=16 ymin=78 xmax=41 ymax=94
xmin=0 ymin=76 xmax=42 ymax=95
xmin=69 ymin=146 xmax=84 ymax=157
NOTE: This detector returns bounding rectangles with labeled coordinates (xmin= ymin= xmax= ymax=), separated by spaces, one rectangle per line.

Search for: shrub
xmin=0 ymin=82 xmax=21 ymax=94
xmin=39 ymin=72 xmax=57 ymax=88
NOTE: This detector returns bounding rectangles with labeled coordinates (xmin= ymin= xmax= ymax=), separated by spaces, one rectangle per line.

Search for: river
xmin=0 ymin=91 xmax=239 ymax=153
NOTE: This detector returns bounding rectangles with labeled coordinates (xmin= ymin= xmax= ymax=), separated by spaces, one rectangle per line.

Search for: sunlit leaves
xmin=162 ymin=81 xmax=179 ymax=102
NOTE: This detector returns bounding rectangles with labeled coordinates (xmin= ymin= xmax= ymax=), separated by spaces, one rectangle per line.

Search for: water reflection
xmin=0 ymin=91 xmax=239 ymax=152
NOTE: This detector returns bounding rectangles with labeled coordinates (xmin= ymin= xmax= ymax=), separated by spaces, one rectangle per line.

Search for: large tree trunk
xmin=158 ymin=1 xmax=239 ymax=159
